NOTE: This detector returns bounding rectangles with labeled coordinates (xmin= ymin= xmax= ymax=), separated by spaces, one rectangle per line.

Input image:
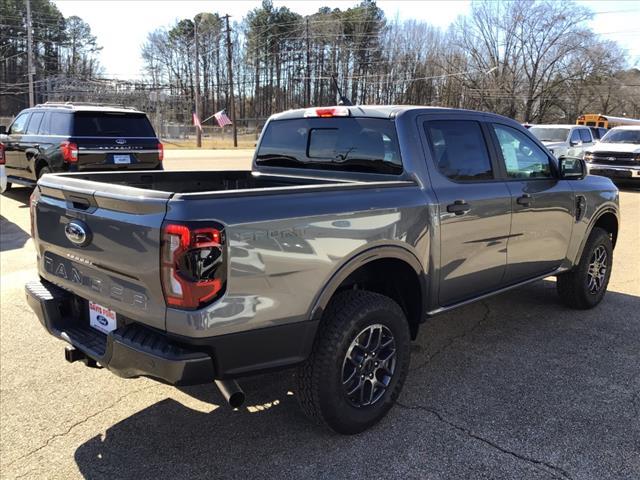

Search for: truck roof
xmin=270 ymin=105 xmax=506 ymax=120
xmin=29 ymin=102 xmax=143 ymax=114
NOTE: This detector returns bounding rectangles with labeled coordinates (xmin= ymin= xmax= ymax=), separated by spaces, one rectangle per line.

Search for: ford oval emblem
xmin=115 ymin=138 xmax=127 ymax=145
xmin=65 ymin=220 xmax=91 ymax=247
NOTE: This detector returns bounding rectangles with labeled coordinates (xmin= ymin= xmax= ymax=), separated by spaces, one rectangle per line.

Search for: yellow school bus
xmin=576 ymin=114 xmax=640 ymax=128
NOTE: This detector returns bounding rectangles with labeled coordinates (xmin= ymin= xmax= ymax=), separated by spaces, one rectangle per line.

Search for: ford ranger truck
xmin=26 ymin=106 xmax=620 ymax=434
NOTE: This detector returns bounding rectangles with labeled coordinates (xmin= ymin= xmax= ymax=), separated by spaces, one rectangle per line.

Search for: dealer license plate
xmin=89 ymin=302 xmax=117 ymax=334
xmin=113 ymin=154 xmax=131 ymax=164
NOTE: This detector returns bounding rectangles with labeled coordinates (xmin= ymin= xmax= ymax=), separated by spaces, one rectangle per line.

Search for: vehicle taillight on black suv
xmin=160 ymin=222 xmax=227 ymax=309
xmin=60 ymin=141 xmax=78 ymax=163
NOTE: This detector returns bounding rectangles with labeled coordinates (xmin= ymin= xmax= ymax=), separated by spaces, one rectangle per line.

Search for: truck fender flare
xmin=574 ymin=205 xmax=619 ymax=264
xmin=309 ymin=245 xmax=426 ymax=322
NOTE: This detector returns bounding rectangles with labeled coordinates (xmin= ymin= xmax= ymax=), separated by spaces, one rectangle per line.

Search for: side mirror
xmin=0 ymin=126 xmax=6 ymax=134
xmin=569 ymin=139 xmax=582 ymax=147
xmin=559 ymin=156 xmax=586 ymax=180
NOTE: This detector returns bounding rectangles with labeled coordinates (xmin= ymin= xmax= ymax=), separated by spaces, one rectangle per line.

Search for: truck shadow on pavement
xmin=73 ymin=280 xmax=640 ymax=480
xmin=0 ymin=215 xmax=30 ymax=252
xmin=1 ymin=186 xmax=32 ymax=206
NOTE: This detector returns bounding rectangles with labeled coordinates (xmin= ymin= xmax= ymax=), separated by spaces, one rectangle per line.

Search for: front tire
xmin=557 ymin=227 xmax=613 ymax=309
xmin=296 ymin=290 xmax=411 ymax=434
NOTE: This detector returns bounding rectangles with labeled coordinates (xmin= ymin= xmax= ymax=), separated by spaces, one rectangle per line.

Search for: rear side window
xmin=9 ymin=112 xmax=30 ymax=134
xmin=424 ymin=120 xmax=493 ymax=181
xmin=26 ymin=112 xmax=44 ymax=134
xmin=256 ymin=118 xmax=402 ymax=174
xmin=72 ymin=112 xmax=156 ymax=137
xmin=41 ymin=112 xmax=73 ymax=135
xmin=579 ymin=129 xmax=592 ymax=143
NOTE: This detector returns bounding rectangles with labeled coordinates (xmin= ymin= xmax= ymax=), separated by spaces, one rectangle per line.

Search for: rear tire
xmin=557 ymin=227 xmax=613 ymax=309
xmin=37 ymin=166 xmax=52 ymax=180
xmin=296 ymin=290 xmax=411 ymax=434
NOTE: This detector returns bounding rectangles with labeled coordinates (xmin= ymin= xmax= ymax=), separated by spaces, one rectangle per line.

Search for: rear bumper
xmin=26 ymin=278 xmax=319 ymax=383
xmin=588 ymin=163 xmax=640 ymax=179
xmin=26 ymin=279 xmax=214 ymax=385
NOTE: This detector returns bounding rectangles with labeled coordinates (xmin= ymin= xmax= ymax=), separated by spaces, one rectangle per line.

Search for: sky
xmin=53 ymin=0 xmax=640 ymax=80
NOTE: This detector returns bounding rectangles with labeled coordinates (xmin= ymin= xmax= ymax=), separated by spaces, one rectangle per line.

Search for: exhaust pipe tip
xmin=215 ymin=379 xmax=245 ymax=408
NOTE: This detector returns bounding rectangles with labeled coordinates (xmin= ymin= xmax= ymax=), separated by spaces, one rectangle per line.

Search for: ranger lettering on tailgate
xmin=43 ymin=253 xmax=148 ymax=310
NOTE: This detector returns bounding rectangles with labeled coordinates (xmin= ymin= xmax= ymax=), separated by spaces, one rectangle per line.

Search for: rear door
xmin=21 ymin=111 xmax=45 ymax=178
xmin=72 ymin=111 xmax=161 ymax=170
xmin=4 ymin=112 xmax=30 ymax=177
xmin=489 ymin=122 xmax=574 ymax=283
xmin=421 ymin=115 xmax=512 ymax=306
xmin=34 ymin=176 xmax=171 ymax=330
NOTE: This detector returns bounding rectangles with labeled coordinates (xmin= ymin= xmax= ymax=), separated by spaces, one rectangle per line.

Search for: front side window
xmin=570 ymin=129 xmax=581 ymax=144
xmin=9 ymin=113 xmax=30 ymax=135
xmin=492 ymin=124 xmax=553 ymax=179
xmin=579 ymin=129 xmax=592 ymax=143
xmin=424 ymin=120 xmax=493 ymax=181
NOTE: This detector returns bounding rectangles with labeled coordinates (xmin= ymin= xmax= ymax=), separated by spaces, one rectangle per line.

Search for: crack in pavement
xmin=410 ymin=301 xmax=492 ymax=372
xmin=5 ymin=383 xmax=159 ymax=468
xmin=395 ymin=401 xmax=573 ymax=480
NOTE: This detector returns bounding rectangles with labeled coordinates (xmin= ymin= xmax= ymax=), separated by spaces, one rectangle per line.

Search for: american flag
xmin=192 ymin=112 xmax=202 ymax=131
xmin=214 ymin=110 xmax=232 ymax=127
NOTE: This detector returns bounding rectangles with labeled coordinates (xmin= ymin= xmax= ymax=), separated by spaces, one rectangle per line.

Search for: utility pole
xmin=224 ymin=14 xmax=237 ymax=147
xmin=194 ymin=17 xmax=202 ymax=148
xmin=25 ymin=0 xmax=35 ymax=107
xmin=305 ymin=18 xmax=311 ymax=106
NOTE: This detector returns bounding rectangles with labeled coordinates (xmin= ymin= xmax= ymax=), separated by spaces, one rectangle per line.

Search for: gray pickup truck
xmin=26 ymin=106 xmax=620 ymax=434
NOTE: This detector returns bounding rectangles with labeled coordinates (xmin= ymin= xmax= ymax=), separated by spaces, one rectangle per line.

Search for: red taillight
xmin=157 ymin=142 xmax=164 ymax=162
xmin=304 ymin=107 xmax=350 ymax=118
xmin=0 ymin=143 xmax=5 ymax=165
xmin=60 ymin=141 xmax=78 ymax=163
xmin=161 ymin=222 xmax=226 ymax=309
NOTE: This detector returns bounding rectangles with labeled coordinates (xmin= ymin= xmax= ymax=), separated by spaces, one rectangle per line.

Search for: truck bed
xmin=44 ymin=170 xmax=354 ymax=195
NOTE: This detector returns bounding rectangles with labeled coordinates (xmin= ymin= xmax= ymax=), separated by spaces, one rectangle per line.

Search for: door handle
xmin=446 ymin=200 xmax=470 ymax=215
xmin=517 ymin=194 xmax=533 ymax=206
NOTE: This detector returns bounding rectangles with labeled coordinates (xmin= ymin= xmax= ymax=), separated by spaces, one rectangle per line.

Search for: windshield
xmin=72 ymin=112 xmax=156 ymax=137
xmin=529 ymin=127 xmax=570 ymax=143
xmin=600 ymin=129 xmax=640 ymax=145
xmin=256 ymin=117 xmax=403 ymax=174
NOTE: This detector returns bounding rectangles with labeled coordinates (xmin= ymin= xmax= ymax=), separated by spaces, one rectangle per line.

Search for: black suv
xmin=0 ymin=103 xmax=163 ymax=190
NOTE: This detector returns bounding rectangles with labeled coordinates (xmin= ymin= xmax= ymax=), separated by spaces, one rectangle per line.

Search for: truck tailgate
xmin=33 ymin=175 xmax=171 ymax=331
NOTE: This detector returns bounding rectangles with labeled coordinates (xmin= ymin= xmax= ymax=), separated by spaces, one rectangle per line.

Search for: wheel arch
xmin=310 ymin=246 xmax=428 ymax=340
xmin=575 ymin=207 xmax=619 ymax=264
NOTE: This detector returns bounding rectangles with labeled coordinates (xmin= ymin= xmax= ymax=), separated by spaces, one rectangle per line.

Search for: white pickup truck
xmin=584 ymin=126 xmax=640 ymax=181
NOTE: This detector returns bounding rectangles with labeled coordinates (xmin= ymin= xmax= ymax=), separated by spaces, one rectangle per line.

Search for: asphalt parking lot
xmin=1 ymin=154 xmax=639 ymax=479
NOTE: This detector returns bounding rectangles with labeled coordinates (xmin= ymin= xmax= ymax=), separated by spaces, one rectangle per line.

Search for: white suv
xmin=584 ymin=126 xmax=640 ymax=181
xmin=529 ymin=124 xmax=595 ymax=158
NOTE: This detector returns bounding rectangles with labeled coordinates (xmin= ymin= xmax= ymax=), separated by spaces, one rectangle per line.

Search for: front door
xmin=422 ymin=117 xmax=512 ymax=306
xmin=489 ymin=122 xmax=575 ymax=284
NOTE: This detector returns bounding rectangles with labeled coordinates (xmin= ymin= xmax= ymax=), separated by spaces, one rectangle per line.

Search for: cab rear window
xmin=256 ymin=118 xmax=403 ymax=174
xmin=72 ymin=112 xmax=156 ymax=137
